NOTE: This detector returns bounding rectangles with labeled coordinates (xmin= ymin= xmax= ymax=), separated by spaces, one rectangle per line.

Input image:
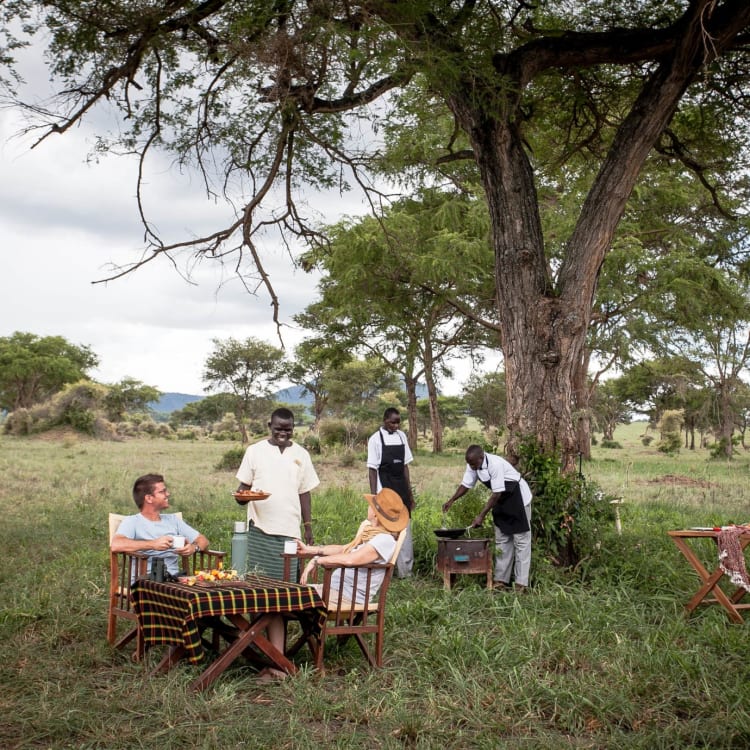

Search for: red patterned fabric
xmin=717 ymin=525 xmax=750 ymax=593
xmin=131 ymin=574 xmax=326 ymax=663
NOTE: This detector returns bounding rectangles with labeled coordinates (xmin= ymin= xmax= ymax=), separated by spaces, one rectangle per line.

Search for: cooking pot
xmin=434 ymin=527 xmax=470 ymax=539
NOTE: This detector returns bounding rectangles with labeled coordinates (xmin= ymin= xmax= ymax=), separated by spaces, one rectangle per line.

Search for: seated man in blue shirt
xmin=111 ymin=473 xmax=210 ymax=579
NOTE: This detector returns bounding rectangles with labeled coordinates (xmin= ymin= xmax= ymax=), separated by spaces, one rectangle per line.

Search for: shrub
xmin=212 ymin=430 xmax=242 ymax=442
xmin=657 ymin=433 xmax=681 ymax=455
xmin=319 ymin=419 xmax=347 ymax=446
xmin=177 ymin=428 xmax=200 ymax=440
xmin=212 ymin=412 xmax=241 ymax=435
xmin=3 ymin=408 xmax=33 ymax=435
xmin=302 ymin=433 xmax=321 ymax=454
xmin=442 ymin=428 xmax=495 ymax=452
xmin=519 ymin=439 xmax=614 ymax=568
xmin=443 ymin=488 xmax=486 ymax=529
xmin=600 ymin=439 xmax=622 ymax=449
xmin=215 ymin=445 xmax=246 ymax=471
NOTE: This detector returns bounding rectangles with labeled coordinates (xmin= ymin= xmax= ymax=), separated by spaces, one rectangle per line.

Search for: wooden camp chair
xmin=107 ymin=512 xmax=226 ymax=659
xmin=286 ymin=527 xmax=407 ymax=669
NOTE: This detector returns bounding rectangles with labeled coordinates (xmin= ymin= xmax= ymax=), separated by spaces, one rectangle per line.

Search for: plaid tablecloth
xmin=131 ymin=574 xmax=326 ymax=664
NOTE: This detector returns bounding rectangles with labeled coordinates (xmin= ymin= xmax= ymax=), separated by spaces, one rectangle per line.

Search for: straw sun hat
xmin=364 ymin=488 xmax=408 ymax=533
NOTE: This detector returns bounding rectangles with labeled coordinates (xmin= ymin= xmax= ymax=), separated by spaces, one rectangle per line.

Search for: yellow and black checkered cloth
xmin=131 ymin=574 xmax=326 ymax=663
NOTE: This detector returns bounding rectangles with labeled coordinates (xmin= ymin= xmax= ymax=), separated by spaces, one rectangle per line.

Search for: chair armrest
xmin=186 ymin=548 xmax=227 ymax=574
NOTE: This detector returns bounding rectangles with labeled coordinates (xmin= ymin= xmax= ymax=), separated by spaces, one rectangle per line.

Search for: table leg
xmin=189 ymin=613 xmax=297 ymax=692
xmin=150 ymin=645 xmax=186 ymax=676
xmin=670 ymin=535 xmax=746 ymax=623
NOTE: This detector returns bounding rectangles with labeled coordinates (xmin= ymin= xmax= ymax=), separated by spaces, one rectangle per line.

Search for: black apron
xmin=378 ymin=430 xmax=412 ymax=513
xmin=481 ymin=478 xmax=529 ymax=535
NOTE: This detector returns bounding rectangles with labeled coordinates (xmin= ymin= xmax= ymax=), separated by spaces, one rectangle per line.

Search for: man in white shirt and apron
xmin=443 ymin=444 xmax=532 ymax=591
xmin=367 ymin=407 xmax=414 ymax=577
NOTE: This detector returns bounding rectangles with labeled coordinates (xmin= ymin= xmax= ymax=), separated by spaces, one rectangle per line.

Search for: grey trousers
xmin=493 ymin=503 xmax=532 ymax=586
xmin=396 ymin=519 xmax=413 ymax=578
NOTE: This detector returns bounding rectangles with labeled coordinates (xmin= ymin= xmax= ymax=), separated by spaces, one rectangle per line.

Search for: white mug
xmin=283 ymin=540 xmax=297 ymax=555
xmin=172 ymin=535 xmax=186 ymax=549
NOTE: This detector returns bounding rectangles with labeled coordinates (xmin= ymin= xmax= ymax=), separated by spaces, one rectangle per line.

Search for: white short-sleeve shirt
xmin=236 ymin=439 xmax=320 ymax=538
xmin=461 ymin=452 xmax=532 ymax=505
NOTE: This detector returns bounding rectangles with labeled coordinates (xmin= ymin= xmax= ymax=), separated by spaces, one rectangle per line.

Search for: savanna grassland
xmin=2 ymin=422 xmax=750 ymax=749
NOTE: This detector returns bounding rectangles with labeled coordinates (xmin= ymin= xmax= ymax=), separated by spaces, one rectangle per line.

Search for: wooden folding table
xmin=667 ymin=528 xmax=750 ymax=623
xmin=131 ymin=574 xmax=326 ymax=690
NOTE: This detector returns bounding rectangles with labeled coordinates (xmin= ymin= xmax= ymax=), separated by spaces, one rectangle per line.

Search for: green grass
xmin=2 ymin=426 xmax=750 ymax=748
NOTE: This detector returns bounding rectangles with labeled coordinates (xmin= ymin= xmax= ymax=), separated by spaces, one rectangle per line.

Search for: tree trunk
xmin=718 ymin=384 xmax=734 ymax=458
xmin=236 ymin=406 xmax=249 ymax=444
xmin=573 ymin=353 xmax=592 ymax=460
xmin=311 ymin=392 xmax=327 ymax=431
xmin=422 ymin=338 xmax=443 ymax=453
xmin=447 ymin=15 xmax=718 ymax=469
xmin=403 ymin=374 xmax=419 ymax=453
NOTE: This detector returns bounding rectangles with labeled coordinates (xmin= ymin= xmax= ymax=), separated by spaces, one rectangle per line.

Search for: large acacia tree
xmin=5 ymin=1 xmax=750 ymax=469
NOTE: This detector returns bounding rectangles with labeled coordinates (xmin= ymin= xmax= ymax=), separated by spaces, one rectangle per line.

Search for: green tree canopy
xmin=103 ymin=377 xmax=160 ymax=422
xmin=324 ymin=357 xmax=402 ymax=422
xmin=203 ymin=337 xmax=286 ymax=442
xmin=462 ymin=370 xmax=507 ymax=431
xmin=287 ymin=338 xmax=351 ymax=430
xmin=170 ymin=393 xmax=241 ymax=428
xmin=299 ymin=189 xmax=493 ymax=452
xmin=0 ymin=332 xmax=98 ymax=411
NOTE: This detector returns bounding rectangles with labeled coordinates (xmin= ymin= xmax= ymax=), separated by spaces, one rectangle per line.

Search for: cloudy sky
xmin=1 ymin=45 xmax=494 ymax=399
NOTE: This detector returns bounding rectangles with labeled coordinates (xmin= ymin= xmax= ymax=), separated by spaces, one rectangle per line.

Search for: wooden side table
xmin=667 ymin=529 xmax=750 ymax=623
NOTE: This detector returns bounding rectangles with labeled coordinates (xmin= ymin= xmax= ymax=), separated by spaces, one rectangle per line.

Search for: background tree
xmin=287 ymin=337 xmax=351 ymax=431
xmin=732 ymin=381 xmax=750 ymax=450
xmin=647 ymin=261 xmax=750 ymax=457
xmin=103 ymin=377 xmax=160 ymax=422
xmin=615 ymin=356 xmax=721 ymax=452
xmin=0 ymin=332 xmax=98 ymax=411
xmin=462 ymin=371 xmax=507 ymax=432
xmin=300 ymin=190 xmax=493 ymax=452
xmin=203 ymin=337 xmax=286 ymax=443
xmin=590 ymin=379 xmax=631 ymax=443
xmin=169 ymin=393 xmax=241 ymax=430
xmin=416 ymin=395 xmax=466 ymax=436
xmin=324 ymin=358 xmax=401 ymax=424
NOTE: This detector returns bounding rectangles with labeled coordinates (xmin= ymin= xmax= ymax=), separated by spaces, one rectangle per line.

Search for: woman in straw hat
xmin=298 ymin=487 xmax=408 ymax=604
xmin=257 ymin=488 xmax=407 ymax=682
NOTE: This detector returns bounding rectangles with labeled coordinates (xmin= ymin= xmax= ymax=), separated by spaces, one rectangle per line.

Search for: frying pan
xmin=434 ymin=527 xmax=471 ymax=539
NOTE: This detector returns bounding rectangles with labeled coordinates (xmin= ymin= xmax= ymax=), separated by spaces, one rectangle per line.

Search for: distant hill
xmin=149 ymin=386 xmax=312 ymax=414
xmin=274 ymin=384 xmax=313 ymax=406
xmin=150 ymin=382 xmax=426 ymax=414
xmin=149 ymin=392 xmax=204 ymax=414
